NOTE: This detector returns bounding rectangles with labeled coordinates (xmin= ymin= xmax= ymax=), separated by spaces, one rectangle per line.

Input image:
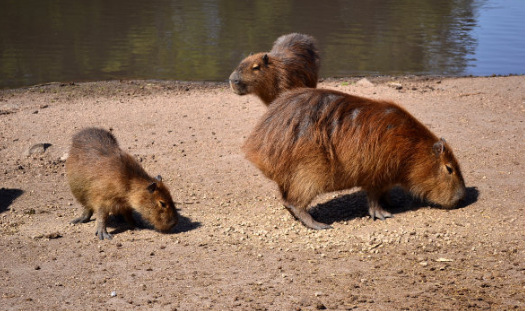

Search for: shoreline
xmin=2 ymin=73 xmax=524 ymax=92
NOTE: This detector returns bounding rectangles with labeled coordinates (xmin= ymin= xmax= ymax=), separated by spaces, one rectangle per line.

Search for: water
xmin=1 ymin=0 xmax=524 ymax=89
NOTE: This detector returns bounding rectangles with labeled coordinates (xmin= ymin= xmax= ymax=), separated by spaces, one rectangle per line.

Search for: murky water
xmin=1 ymin=0 xmax=524 ymax=89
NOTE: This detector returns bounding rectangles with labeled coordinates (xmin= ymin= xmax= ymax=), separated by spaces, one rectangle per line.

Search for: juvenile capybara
xmin=66 ymin=127 xmax=178 ymax=240
xmin=243 ymin=88 xmax=466 ymax=230
xmin=229 ymin=33 xmax=320 ymax=105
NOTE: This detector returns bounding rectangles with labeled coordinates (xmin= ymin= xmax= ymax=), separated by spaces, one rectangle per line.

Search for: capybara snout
xmin=243 ymin=88 xmax=466 ymax=230
xmin=228 ymin=70 xmax=246 ymax=95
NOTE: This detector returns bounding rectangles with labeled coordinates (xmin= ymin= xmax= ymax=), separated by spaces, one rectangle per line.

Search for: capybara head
xmin=411 ymin=139 xmax=466 ymax=209
xmin=131 ymin=175 xmax=178 ymax=232
xmin=229 ymin=33 xmax=320 ymax=105
xmin=229 ymin=53 xmax=271 ymax=97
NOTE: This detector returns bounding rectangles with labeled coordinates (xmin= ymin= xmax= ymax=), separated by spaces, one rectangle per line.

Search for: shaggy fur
xmin=229 ymin=33 xmax=320 ymax=105
xmin=66 ymin=128 xmax=178 ymax=239
xmin=243 ymin=88 xmax=466 ymax=229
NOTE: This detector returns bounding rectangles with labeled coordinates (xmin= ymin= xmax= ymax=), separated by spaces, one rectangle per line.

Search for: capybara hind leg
xmin=367 ymin=192 xmax=393 ymax=221
xmin=284 ymin=203 xmax=332 ymax=230
xmin=95 ymin=210 xmax=112 ymax=240
xmin=71 ymin=208 xmax=93 ymax=224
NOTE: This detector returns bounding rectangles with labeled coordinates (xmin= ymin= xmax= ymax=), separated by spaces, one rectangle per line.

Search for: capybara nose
xmin=229 ymin=72 xmax=240 ymax=85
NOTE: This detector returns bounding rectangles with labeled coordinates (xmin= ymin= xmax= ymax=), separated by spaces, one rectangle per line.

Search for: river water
xmin=1 ymin=0 xmax=524 ymax=89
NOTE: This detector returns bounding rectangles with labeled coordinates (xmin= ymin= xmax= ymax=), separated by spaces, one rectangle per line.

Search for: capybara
xmin=243 ymin=88 xmax=466 ymax=230
xmin=66 ymin=127 xmax=178 ymax=240
xmin=229 ymin=33 xmax=320 ymax=105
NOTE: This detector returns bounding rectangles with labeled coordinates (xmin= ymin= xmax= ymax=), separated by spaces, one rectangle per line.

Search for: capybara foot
xmin=95 ymin=229 xmax=112 ymax=240
xmin=70 ymin=210 xmax=93 ymax=224
xmin=369 ymin=205 xmax=393 ymax=220
xmin=284 ymin=204 xmax=332 ymax=230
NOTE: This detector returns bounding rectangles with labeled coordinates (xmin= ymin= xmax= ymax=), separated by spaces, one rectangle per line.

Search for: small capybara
xmin=243 ymin=88 xmax=466 ymax=230
xmin=66 ymin=127 xmax=178 ymax=240
xmin=229 ymin=33 xmax=320 ymax=105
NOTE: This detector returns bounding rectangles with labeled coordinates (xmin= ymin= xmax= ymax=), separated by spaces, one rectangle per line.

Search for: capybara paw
xmin=369 ymin=207 xmax=393 ymax=221
xmin=71 ymin=217 xmax=88 ymax=224
xmin=300 ymin=218 xmax=332 ymax=230
xmin=96 ymin=230 xmax=113 ymax=240
xmin=70 ymin=218 xmax=83 ymax=224
xmin=309 ymin=222 xmax=333 ymax=230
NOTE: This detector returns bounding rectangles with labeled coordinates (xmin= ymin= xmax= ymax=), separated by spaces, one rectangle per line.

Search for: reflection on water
xmin=0 ymin=0 xmax=523 ymax=89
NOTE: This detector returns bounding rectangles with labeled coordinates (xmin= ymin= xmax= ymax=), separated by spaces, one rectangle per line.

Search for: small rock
xmin=388 ymin=82 xmax=403 ymax=90
xmin=110 ymin=291 xmax=117 ymax=297
xmin=435 ymin=257 xmax=454 ymax=262
xmin=25 ymin=143 xmax=52 ymax=157
xmin=60 ymin=153 xmax=69 ymax=162
xmin=45 ymin=232 xmax=62 ymax=239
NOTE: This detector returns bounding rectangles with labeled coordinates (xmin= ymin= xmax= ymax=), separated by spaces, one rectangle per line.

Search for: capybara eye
xmin=252 ymin=64 xmax=260 ymax=70
xmin=446 ymin=165 xmax=453 ymax=174
xmin=159 ymin=201 xmax=166 ymax=208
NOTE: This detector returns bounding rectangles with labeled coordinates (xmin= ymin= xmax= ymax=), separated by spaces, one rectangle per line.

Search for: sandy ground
xmin=0 ymin=76 xmax=524 ymax=310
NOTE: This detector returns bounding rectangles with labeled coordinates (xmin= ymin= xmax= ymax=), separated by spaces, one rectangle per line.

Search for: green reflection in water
xmin=0 ymin=0 xmax=484 ymax=88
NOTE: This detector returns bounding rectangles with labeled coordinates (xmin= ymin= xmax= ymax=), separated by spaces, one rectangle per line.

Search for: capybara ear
xmin=433 ymin=140 xmax=445 ymax=156
xmin=156 ymin=175 xmax=162 ymax=182
xmin=262 ymin=54 xmax=269 ymax=65
xmin=147 ymin=182 xmax=157 ymax=193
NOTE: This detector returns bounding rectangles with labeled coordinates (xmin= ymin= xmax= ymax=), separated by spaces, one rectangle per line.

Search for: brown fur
xmin=243 ymin=88 xmax=466 ymax=229
xmin=229 ymin=33 xmax=320 ymax=105
xmin=66 ymin=128 xmax=178 ymax=240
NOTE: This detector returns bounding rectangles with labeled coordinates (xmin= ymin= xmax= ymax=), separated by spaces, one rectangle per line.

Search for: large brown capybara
xmin=66 ymin=127 xmax=178 ymax=240
xmin=229 ymin=33 xmax=320 ymax=106
xmin=243 ymin=88 xmax=466 ymax=230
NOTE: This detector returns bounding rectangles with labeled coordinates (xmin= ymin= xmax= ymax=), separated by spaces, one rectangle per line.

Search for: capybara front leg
xmin=95 ymin=209 xmax=112 ymax=240
xmin=71 ymin=208 xmax=93 ymax=224
xmin=284 ymin=203 xmax=332 ymax=230
xmin=367 ymin=192 xmax=393 ymax=220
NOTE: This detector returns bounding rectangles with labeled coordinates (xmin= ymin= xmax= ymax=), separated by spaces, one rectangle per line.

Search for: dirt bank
xmin=1 ymin=76 xmax=524 ymax=310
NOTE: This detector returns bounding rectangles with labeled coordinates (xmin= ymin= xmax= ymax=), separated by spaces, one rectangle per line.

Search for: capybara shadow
xmin=103 ymin=210 xmax=200 ymax=235
xmin=462 ymin=186 xmax=479 ymax=207
xmin=66 ymin=127 xmax=179 ymax=240
xmin=173 ymin=214 xmax=202 ymax=234
xmin=243 ymin=88 xmax=467 ymax=230
xmin=229 ymin=33 xmax=320 ymax=105
xmin=310 ymin=187 xmax=478 ymax=225
xmin=310 ymin=188 xmax=422 ymax=225
xmin=310 ymin=191 xmax=370 ymax=224
xmin=0 ymin=188 xmax=24 ymax=213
